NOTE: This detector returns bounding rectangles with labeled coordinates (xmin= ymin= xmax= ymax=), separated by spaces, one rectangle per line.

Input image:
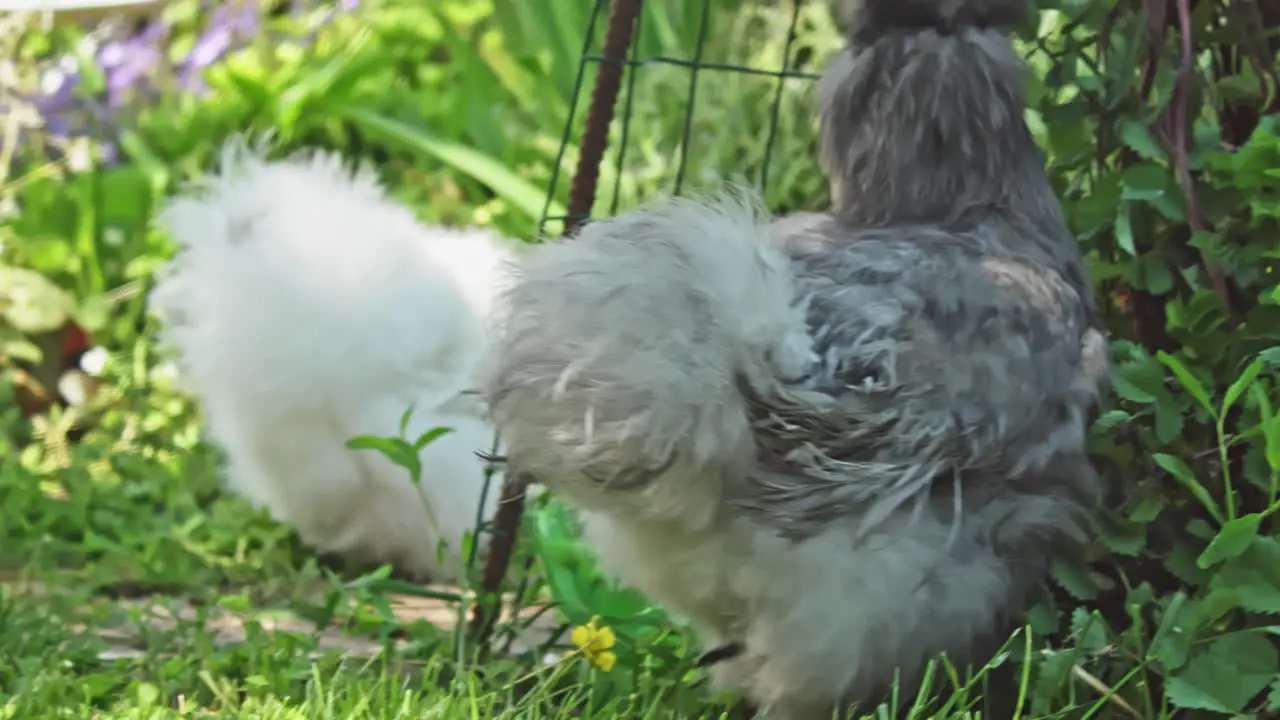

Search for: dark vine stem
xmin=1167 ymin=0 xmax=1235 ymax=320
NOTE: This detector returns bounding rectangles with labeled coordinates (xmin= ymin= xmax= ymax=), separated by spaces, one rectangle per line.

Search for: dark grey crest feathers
xmin=484 ymin=0 xmax=1110 ymax=716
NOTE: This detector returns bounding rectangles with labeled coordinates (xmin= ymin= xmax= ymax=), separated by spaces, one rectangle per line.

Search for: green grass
xmin=5 ymin=0 xmax=1279 ymax=717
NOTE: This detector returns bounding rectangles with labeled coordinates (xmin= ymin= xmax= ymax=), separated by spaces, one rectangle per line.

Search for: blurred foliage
xmin=0 ymin=0 xmax=1278 ymax=717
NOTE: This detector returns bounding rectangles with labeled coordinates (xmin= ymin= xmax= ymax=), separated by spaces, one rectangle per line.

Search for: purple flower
xmin=33 ymin=72 xmax=80 ymax=137
xmin=179 ymin=3 xmax=263 ymax=94
xmin=17 ymin=0 xmax=354 ymax=173
xmin=30 ymin=70 xmax=112 ymax=141
xmin=97 ymin=23 xmax=168 ymax=108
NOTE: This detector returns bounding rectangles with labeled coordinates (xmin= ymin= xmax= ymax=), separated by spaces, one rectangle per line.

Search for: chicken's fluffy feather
xmin=149 ymin=141 xmax=511 ymax=581
xmin=485 ymin=193 xmax=1103 ymax=716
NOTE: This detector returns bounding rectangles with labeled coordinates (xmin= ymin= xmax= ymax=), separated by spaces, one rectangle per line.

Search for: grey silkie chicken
xmin=483 ymin=0 xmax=1110 ymax=716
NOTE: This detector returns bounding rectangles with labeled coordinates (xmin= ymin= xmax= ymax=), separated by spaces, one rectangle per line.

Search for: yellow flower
xmin=570 ymin=615 xmax=617 ymax=672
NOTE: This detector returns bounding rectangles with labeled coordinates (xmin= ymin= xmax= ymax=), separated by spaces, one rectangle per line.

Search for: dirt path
xmin=2 ymin=573 xmax=564 ymax=661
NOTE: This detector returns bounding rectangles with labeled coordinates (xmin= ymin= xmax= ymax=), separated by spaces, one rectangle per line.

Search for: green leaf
xmin=1165 ymin=538 xmax=1212 ymax=585
xmin=398 ymin=405 xmax=416 ymax=439
xmin=1069 ymin=607 xmax=1108 ymax=653
xmin=339 ymin=107 xmax=566 ymax=223
xmin=275 ymin=29 xmax=375 ymax=135
xmin=73 ymin=294 xmax=110 ymax=334
xmin=346 ymin=434 xmax=408 ymax=457
xmin=1149 ymin=592 xmax=1195 ymax=670
xmin=1120 ymin=121 xmax=1167 ymax=160
xmin=1 ymin=335 xmax=43 ymax=364
xmin=0 ymin=267 xmax=75 ymax=334
xmin=1114 ymin=203 xmax=1136 ymax=255
xmin=1157 ymin=351 xmax=1216 ymax=417
xmin=1153 ymin=453 xmax=1223 ymax=524
xmin=1222 ymin=358 xmax=1266 ymax=417
xmin=1197 ymin=513 xmax=1262 ymax=568
xmin=346 ymin=434 xmax=421 ymax=481
xmin=1120 ymin=163 xmax=1169 ymax=201
xmin=1099 ymin=515 xmax=1146 ymax=556
xmin=532 ymin=500 xmax=595 ymax=624
xmin=1131 ymin=492 xmax=1167 ymax=523
xmin=1141 ymin=254 xmax=1174 ymax=294
xmin=1112 ymin=374 xmax=1157 ymax=404
xmin=1211 ymin=538 xmax=1280 ymax=614
xmin=1166 ymin=633 xmax=1278 ymax=713
xmin=1267 ymin=416 xmax=1280 ymax=474
xmin=1146 ymin=591 xmax=1187 ymax=662
xmin=1154 ymin=397 xmax=1185 ymax=445
xmin=1248 ymin=384 xmax=1280 ymax=472
xmin=1092 ymin=409 xmax=1131 ymax=434
xmin=1050 ymin=555 xmax=1097 ymax=600
xmin=413 ymin=427 xmax=456 ymax=452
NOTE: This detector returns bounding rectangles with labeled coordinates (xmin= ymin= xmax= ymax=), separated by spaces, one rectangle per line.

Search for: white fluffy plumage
xmin=148 ymin=141 xmax=512 ymax=581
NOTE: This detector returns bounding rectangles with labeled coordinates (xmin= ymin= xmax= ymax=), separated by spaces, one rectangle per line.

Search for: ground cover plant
xmin=1 ymin=0 xmax=1279 ymax=717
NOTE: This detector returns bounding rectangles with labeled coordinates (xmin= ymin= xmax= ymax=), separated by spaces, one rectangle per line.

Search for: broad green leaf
xmin=1210 ymin=538 xmax=1280 ymax=614
xmin=1154 ymin=397 xmax=1184 ymax=445
xmin=1099 ymin=515 xmax=1146 ymax=556
xmin=1197 ymin=513 xmax=1262 ymax=568
xmin=1166 ymin=633 xmax=1278 ymax=713
xmin=1031 ymin=650 xmax=1075 ymax=714
xmin=1 ymin=335 xmax=43 ymax=364
xmin=73 ymin=294 xmax=110 ymax=334
xmin=1068 ymin=608 xmax=1108 ymax=653
xmin=1120 ymin=163 xmax=1168 ymax=201
xmin=1131 ymin=492 xmax=1167 ymax=523
xmin=1140 ymin=254 xmax=1174 ymax=294
xmin=532 ymin=500 xmax=593 ymax=623
xmin=1212 ymin=565 xmax=1280 ymax=615
xmin=1157 ymin=351 xmax=1216 ymax=417
xmin=1050 ymin=555 xmax=1097 ymax=600
xmin=0 ymin=267 xmax=75 ymax=334
xmin=1120 ymin=121 xmax=1166 ymax=160
xmin=1111 ymin=374 xmax=1157 ymax=404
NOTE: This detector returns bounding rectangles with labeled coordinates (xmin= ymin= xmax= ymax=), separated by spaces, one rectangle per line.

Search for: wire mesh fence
xmin=536 ymin=0 xmax=837 ymax=238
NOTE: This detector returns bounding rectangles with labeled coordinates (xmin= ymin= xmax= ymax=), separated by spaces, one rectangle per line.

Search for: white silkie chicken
xmin=148 ymin=141 xmax=513 ymax=582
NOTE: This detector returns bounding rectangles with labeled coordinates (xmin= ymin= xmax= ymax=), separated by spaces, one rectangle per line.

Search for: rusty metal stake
xmin=467 ymin=0 xmax=646 ymax=652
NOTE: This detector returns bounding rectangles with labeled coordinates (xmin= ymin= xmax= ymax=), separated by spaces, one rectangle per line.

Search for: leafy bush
xmin=1020 ymin=0 xmax=1280 ymax=715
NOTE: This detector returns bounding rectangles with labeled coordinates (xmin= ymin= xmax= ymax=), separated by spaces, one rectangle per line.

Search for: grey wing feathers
xmin=484 ymin=193 xmax=816 ymax=498
xmin=734 ymin=219 xmax=1107 ymax=538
